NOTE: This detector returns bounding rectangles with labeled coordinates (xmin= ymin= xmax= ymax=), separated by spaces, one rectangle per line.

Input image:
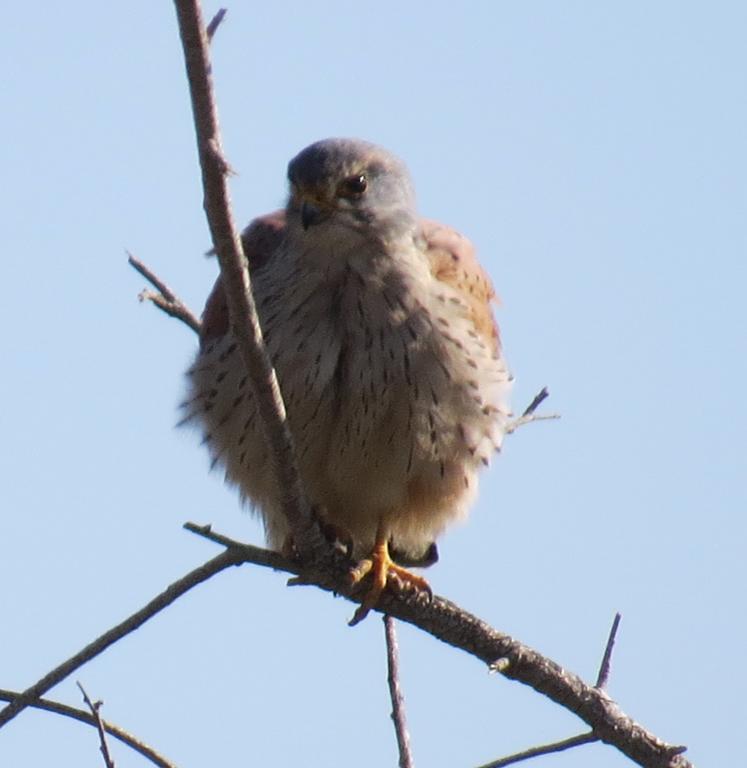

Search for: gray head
xmin=286 ymin=138 xmax=417 ymax=240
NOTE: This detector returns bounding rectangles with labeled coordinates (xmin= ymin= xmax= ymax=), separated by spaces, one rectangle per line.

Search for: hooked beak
xmin=301 ymin=200 xmax=328 ymax=230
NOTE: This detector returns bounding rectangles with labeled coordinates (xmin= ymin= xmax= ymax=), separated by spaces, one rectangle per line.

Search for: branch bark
xmin=479 ymin=612 xmax=623 ymax=766
xmin=0 ymin=548 xmax=246 ymax=728
xmin=76 ymin=683 xmax=116 ymax=768
xmin=0 ymin=520 xmax=693 ymax=768
xmin=171 ymin=0 xmax=327 ymax=563
xmin=384 ymin=616 xmax=415 ymax=768
xmin=182 ymin=525 xmax=693 ymax=768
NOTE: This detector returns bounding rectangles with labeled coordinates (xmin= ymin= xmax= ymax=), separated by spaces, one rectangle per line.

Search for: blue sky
xmin=1 ymin=2 xmax=744 ymax=766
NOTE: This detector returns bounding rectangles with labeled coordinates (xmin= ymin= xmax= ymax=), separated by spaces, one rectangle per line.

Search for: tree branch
xmin=480 ymin=612 xmax=624 ymax=766
xmin=182 ymin=525 xmax=692 ymax=768
xmin=171 ymin=0 xmax=327 ymax=563
xmin=25 ymin=5 xmax=686 ymax=768
xmin=384 ymin=616 xmax=415 ymax=768
xmin=0 ymin=689 xmax=175 ymax=768
xmin=596 ymin=611 xmax=622 ymax=689
xmin=505 ymin=387 xmax=560 ymax=435
xmin=0 ymin=521 xmax=692 ymax=767
xmin=0 ymin=548 xmax=246 ymax=728
xmin=128 ymin=251 xmax=202 ymax=334
xmin=205 ymin=7 xmax=226 ymax=40
xmin=77 ymin=683 xmax=116 ymax=768
xmin=476 ymin=732 xmax=598 ymax=768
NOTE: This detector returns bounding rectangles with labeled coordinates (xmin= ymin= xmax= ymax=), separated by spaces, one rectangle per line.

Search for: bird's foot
xmin=281 ymin=507 xmax=354 ymax=562
xmin=347 ymin=538 xmax=431 ymax=626
xmin=317 ymin=517 xmax=355 ymax=558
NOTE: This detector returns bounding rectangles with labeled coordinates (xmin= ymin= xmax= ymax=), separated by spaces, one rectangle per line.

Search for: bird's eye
xmin=338 ymin=174 xmax=368 ymax=199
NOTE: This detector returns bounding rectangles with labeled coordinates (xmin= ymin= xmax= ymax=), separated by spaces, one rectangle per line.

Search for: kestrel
xmin=185 ymin=138 xmax=512 ymax=620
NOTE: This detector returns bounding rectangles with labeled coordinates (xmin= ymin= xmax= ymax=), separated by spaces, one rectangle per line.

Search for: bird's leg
xmin=348 ymin=519 xmax=432 ymax=626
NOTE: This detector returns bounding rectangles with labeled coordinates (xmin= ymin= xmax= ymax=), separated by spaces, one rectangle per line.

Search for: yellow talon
xmin=348 ymin=526 xmax=431 ymax=626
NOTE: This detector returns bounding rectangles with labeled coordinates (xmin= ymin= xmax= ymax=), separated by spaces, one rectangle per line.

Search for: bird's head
xmin=286 ymin=138 xmax=417 ymax=243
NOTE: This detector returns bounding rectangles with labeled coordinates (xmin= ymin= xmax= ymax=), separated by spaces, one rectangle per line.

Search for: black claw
xmin=390 ymin=541 xmax=439 ymax=568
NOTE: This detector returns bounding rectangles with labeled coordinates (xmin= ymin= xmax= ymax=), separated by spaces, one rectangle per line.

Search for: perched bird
xmin=185 ymin=138 xmax=512 ymax=620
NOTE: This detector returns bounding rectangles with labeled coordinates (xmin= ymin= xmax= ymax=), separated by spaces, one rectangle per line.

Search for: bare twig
xmin=0 ymin=689 xmax=175 ymax=768
xmin=505 ymin=387 xmax=560 ymax=435
xmin=128 ymin=252 xmax=202 ymax=334
xmin=384 ymin=616 xmax=415 ymax=768
xmin=476 ymin=732 xmax=598 ymax=768
xmin=77 ymin=683 xmax=116 ymax=768
xmin=206 ymin=8 xmax=226 ymax=40
xmin=0 ymin=548 xmax=246 ymax=728
xmin=596 ymin=611 xmax=622 ymax=690
xmin=522 ymin=386 xmax=550 ymax=417
xmin=172 ymin=0 xmax=326 ymax=562
xmin=478 ymin=613 xmax=627 ymax=767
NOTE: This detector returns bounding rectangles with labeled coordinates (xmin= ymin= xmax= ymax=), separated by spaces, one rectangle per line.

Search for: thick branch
xmin=172 ymin=0 xmax=326 ymax=561
xmin=0 ymin=689 xmax=175 ymax=768
xmin=183 ymin=525 xmax=692 ymax=768
xmin=0 ymin=521 xmax=692 ymax=767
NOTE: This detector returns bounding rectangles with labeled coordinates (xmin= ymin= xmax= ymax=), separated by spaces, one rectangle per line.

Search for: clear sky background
xmin=2 ymin=2 xmax=744 ymax=767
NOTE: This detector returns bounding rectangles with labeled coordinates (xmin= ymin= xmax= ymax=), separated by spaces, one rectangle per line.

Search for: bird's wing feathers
xmin=200 ymin=210 xmax=286 ymax=346
xmin=421 ymin=219 xmax=501 ymax=356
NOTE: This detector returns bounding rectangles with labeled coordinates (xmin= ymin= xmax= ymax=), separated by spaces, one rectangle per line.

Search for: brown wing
xmin=200 ymin=210 xmax=287 ymax=346
xmin=421 ymin=218 xmax=501 ymax=355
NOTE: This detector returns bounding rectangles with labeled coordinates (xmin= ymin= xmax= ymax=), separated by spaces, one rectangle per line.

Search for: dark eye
xmin=338 ymin=174 xmax=368 ymax=199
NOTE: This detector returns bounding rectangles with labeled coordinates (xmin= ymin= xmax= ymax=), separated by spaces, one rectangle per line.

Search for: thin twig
xmin=0 ymin=689 xmax=175 ymax=768
xmin=479 ymin=614 xmax=625 ymax=767
xmin=596 ymin=612 xmax=622 ymax=689
xmin=522 ymin=386 xmax=550 ymax=417
xmin=206 ymin=8 xmax=226 ymax=40
xmin=128 ymin=252 xmax=202 ymax=334
xmin=505 ymin=387 xmax=560 ymax=435
xmin=172 ymin=0 xmax=326 ymax=562
xmin=77 ymin=683 xmax=116 ymax=768
xmin=0 ymin=548 xmax=245 ymax=728
xmin=475 ymin=732 xmax=598 ymax=768
xmin=384 ymin=616 xmax=415 ymax=768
